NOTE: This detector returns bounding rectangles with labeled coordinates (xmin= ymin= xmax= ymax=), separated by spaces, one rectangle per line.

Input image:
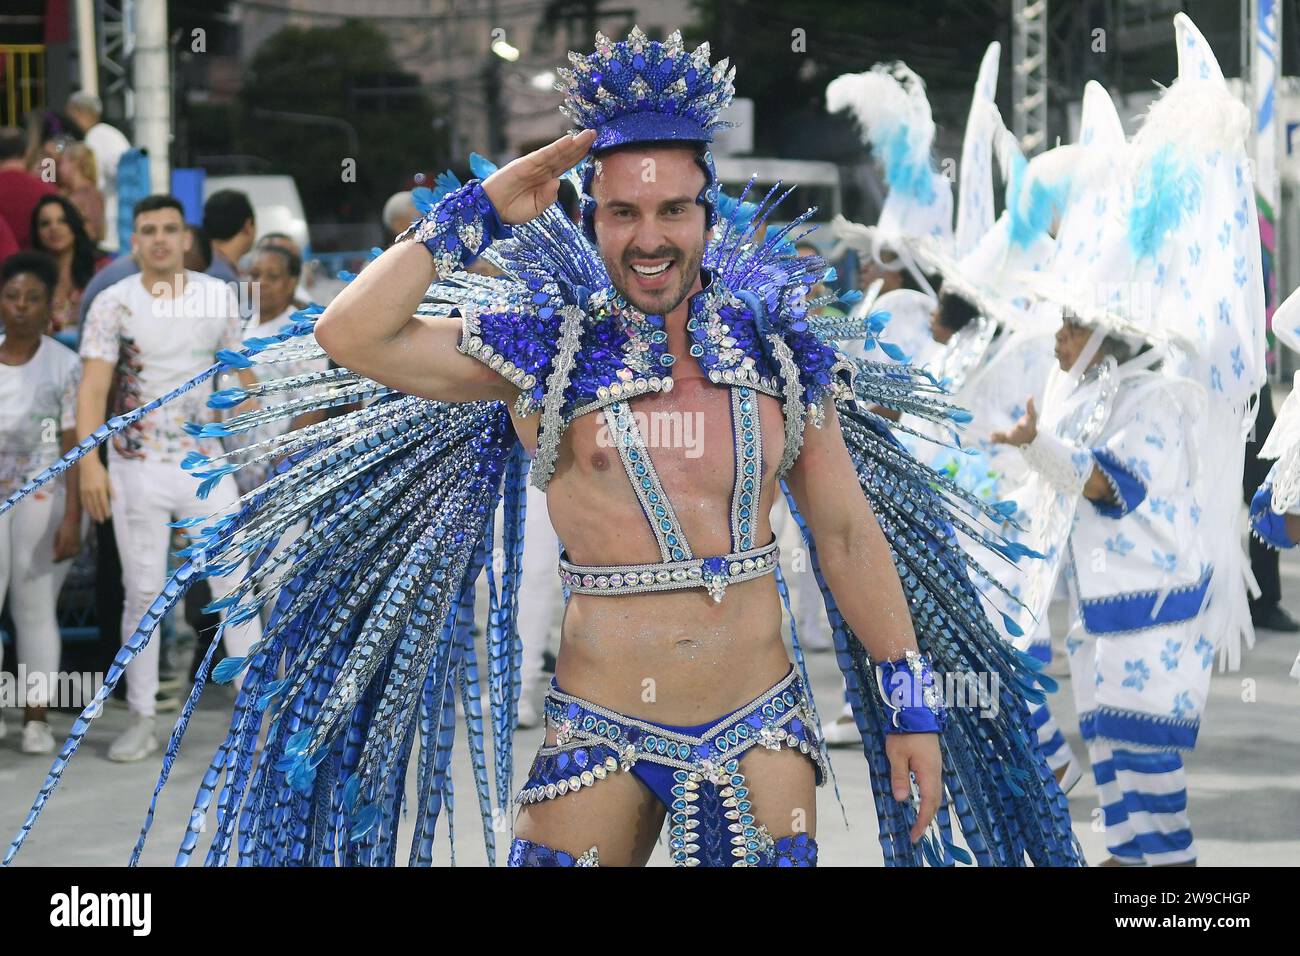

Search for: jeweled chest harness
xmin=557 ymin=332 xmax=779 ymax=603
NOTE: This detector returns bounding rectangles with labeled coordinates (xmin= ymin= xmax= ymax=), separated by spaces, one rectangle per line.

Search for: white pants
xmin=1065 ymin=612 xmax=1200 ymax=865
xmin=0 ymin=482 xmax=71 ymax=708
xmin=518 ymin=481 xmax=560 ymax=689
xmin=108 ymin=453 xmax=262 ymax=716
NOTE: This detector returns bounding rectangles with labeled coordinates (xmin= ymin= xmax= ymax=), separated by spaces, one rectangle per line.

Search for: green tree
xmin=236 ymin=19 xmax=445 ymax=231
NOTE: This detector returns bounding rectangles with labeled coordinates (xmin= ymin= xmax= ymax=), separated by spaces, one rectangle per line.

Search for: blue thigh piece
xmin=513 ymin=666 xmax=826 ymax=867
xmin=507 ymin=838 xmax=598 ymax=866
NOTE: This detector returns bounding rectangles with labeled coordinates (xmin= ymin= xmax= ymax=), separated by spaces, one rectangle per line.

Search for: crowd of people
xmin=0 ymin=14 xmax=1293 ymax=870
xmin=0 ymin=92 xmax=343 ymax=759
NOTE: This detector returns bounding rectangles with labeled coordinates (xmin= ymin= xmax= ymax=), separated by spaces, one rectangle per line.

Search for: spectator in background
xmin=185 ymin=223 xmax=212 ymax=273
xmin=257 ymin=232 xmax=311 ymax=307
xmin=78 ymin=224 xmax=217 ymax=331
xmin=0 ymin=252 xmax=83 ymax=754
xmin=56 ymin=142 xmax=106 ymax=246
xmin=30 ymin=195 xmax=108 ymax=337
xmin=77 ymin=196 xmax=264 ymax=761
xmin=0 ymin=127 xmax=58 ymax=249
xmin=22 ymin=110 xmax=78 ymax=175
xmin=66 ymin=93 xmax=131 ymax=253
xmin=382 ymin=190 xmax=416 ymax=245
xmin=237 ymin=244 xmax=328 ymax=493
xmin=203 ymin=189 xmax=256 ymax=285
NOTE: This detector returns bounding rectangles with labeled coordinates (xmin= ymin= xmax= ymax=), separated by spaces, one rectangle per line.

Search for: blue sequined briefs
xmin=512 ymin=666 xmax=826 ymax=866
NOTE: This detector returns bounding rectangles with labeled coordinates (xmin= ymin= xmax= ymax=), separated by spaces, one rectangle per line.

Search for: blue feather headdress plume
xmin=826 ymin=62 xmax=940 ymax=204
xmin=1006 ymin=150 xmax=1072 ymax=251
xmin=1127 ymin=143 xmax=1201 ymax=260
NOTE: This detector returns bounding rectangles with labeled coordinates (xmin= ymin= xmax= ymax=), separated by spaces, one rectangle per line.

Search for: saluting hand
xmin=482 ymin=129 xmax=597 ymax=226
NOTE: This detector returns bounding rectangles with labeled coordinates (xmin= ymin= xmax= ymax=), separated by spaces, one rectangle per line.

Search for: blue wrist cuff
xmin=876 ymin=651 xmax=947 ymax=734
xmin=406 ymin=179 xmax=513 ymax=277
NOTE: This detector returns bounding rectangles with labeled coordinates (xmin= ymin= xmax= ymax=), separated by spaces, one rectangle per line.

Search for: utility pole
xmin=75 ymin=0 xmax=98 ymax=96
xmin=133 ymin=0 xmax=171 ymax=193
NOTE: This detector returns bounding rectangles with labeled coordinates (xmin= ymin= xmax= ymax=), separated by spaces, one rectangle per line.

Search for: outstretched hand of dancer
xmin=483 ymin=128 xmax=597 ymax=226
xmin=886 ymin=732 xmax=943 ymax=843
xmin=990 ymin=395 xmax=1038 ymax=447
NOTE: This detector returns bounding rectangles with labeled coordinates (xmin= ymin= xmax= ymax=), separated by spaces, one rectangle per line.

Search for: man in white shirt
xmin=78 ymin=195 xmax=263 ymax=761
xmin=66 ymin=92 xmax=131 ymax=252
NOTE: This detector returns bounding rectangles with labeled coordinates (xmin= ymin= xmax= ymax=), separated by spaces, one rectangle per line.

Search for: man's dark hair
xmin=1 ymin=250 xmax=59 ymax=296
xmin=203 ymin=190 xmax=255 ymax=241
xmin=133 ymin=194 xmax=185 ymax=223
xmin=0 ymin=127 xmax=27 ymax=161
xmin=937 ymin=289 xmax=981 ymax=333
xmin=556 ymin=180 xmax=581 ymax=222
xmin=256 ymin=243 xmax=302 ymax=279
xmin=187 ymin=223 xmax=212 ymax=271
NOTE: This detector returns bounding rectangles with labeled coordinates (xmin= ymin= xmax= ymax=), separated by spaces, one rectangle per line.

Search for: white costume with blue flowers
xmin=1013 ymin=14 xmax=1265 ymax=865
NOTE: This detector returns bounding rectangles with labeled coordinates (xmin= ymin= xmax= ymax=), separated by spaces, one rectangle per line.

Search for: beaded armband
xmin=875 ymin=651 xmax=947 ymax=734
xmin=399 ymin=180 xmax=513 ymax=279
xmin=1021 ymin=430 xmax=1092 ymax=496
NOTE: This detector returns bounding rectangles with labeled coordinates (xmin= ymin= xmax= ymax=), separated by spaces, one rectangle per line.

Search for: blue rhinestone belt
xmin=558 ymin=536 xmax=779 ymax=601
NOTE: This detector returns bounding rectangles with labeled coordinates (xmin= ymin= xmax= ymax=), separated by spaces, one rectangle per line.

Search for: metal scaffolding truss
xmin=97 ymin=0 xmax=136 ymax=121
xmin=1012 ymin=0 xmax=1049 ymax=155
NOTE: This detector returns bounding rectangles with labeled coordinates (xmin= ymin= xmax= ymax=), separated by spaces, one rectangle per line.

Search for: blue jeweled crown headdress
xmin=557 ymin=27 xmax=736 ymax=150
xmin=560 ymin=28 xmax=734 ymax=242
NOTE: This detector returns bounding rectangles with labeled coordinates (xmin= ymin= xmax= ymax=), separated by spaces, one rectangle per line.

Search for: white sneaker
xmin=822 ymin=715 xmax=861 ymax=747
xmin=21 ymin=720 xmax=56 ymax=755
xmin=108 ymin=714 xmax=158 ymax=762
xmin=517 ymin=692 xmax=542 ymax=730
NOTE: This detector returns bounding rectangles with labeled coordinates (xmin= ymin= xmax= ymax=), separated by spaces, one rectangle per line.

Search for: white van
xmin=204 ymin=174 xmax=311 ymax=255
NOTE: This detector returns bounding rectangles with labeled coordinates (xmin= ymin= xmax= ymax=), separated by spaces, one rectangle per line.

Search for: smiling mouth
xmin=630 ymin=261 xmax=672 ymax=276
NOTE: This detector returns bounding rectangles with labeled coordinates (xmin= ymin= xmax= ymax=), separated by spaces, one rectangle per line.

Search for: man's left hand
xmin=886 ymin=731 xmax=942 ymax=843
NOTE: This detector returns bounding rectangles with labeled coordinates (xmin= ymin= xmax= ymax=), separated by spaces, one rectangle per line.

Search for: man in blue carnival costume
xmin=1 ymin=28 xmax=1080 ymax=867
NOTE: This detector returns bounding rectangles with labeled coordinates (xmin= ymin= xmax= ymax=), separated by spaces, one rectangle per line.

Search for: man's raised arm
xmin=313 ymin=129 xmax=595 ymax=403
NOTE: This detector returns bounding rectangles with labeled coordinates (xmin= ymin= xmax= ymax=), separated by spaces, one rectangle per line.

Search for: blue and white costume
xmin=1248 ymin=289 xmax=1300 ymax=682
xmin=1013 ymin=14 xmax=1264 ymax=865
xmin=826 ymin=49 xmax=1052 ymax=641
xmin=826 ymin=43 xmax=1003 ymax=371
xmin=0 ymin=28 xmax=1082 ymax=868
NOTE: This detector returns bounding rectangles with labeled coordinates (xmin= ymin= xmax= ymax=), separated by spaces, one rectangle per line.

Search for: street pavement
xmin=3 ymin=560 xmax=1299 ymax=867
